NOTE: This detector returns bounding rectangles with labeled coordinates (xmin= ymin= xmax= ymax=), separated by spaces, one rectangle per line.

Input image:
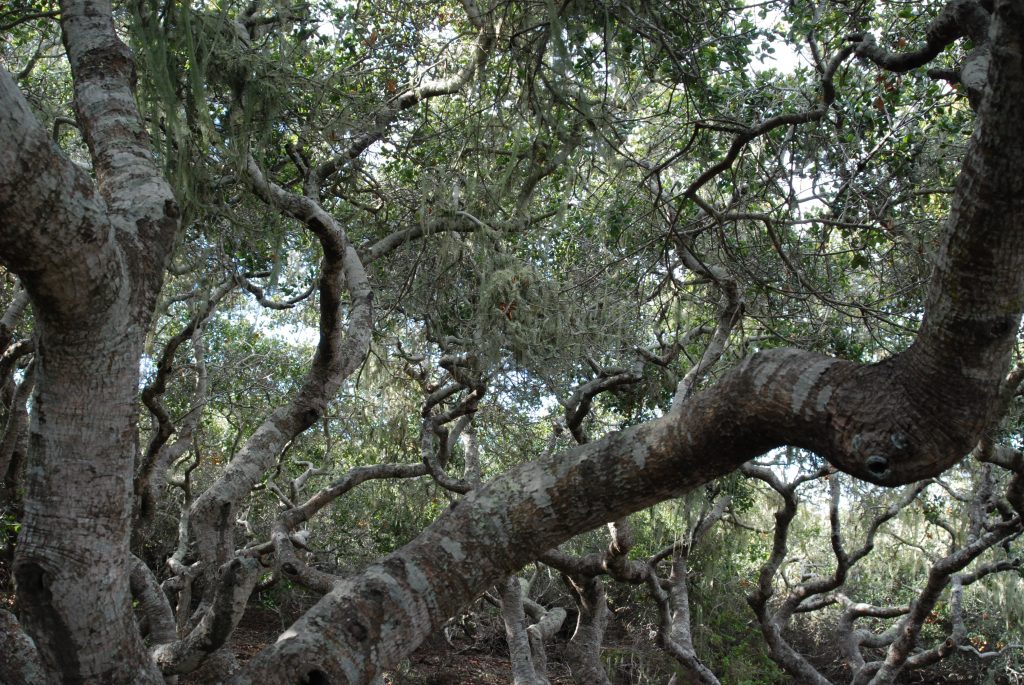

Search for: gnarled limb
xmin=836 ymin=596 xmax=909 ymax=673
xmin=189 ymin=154 xmax=373 ymax=571
xmin=269 ymin=461 xmax=428 ymax=594
xmin=849 ymin=0 xmax=992 ymax=104
xmin=742 ymin=463 xmax=832 ymax=685
xmin=522 ymin=590 xmax=566 ymax=680
xmin=152 ymin=557 xmax=262 ymax=676
xmin=130 ymin=555 xmax=176 ymax=646
xmin=312 ymin=0 xmax=496 ymax=189
xmin=136 ymin=281 xmax=231 ymax=530
xmin=744 ymin=464 xmax=927 ymax=683
xmin=646 ymin=492 xmax=732 ymax=685
xmin=865 ymin=516 xmax=1022 ymax=683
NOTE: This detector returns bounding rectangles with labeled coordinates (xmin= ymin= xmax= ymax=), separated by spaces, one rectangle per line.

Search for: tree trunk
xmin=0 ymin=0 xmax=179 ymax=679
xmin=14 ymin=321 xmax=164 ymax=683
xmin=2 ymin=1 xmax=1024 ymax=684
xmin=499 ymin=577 xmax=549 ymax=685
xmin=563 ymin=576 xmax=612 ymax=685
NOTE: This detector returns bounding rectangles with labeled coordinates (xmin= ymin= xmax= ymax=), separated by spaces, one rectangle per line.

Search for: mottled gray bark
xmin=220 ymin=337 xmax=983 ymax=684
xmin=647 ymin=551 xmax=720 ymax=685
xmin=131 ymin=555 xmax=177 ymax=646
xmin=1 ymin=2 xmax=1023 ymax=684
xmin=523 ymin=597 xmax=565 ymax=677
xmin=836 ymin=596 xmax=908 ymax=673
xmin=152 ymin=558 xmax=262 ymax=675
xmin=0 ymin=609 xmax=44 ymax=685
xmin=499 ymin=577 xmax=549 ymax=685
xmin=562 ymin=575 xmax=612 ymax=685
xmin=647 ymin=494 xmax=731 ymax=685
xmin=187 ymin=156 xmax=372 ymax=575
xmin=0 ymin=0 xmax=179 ymax=680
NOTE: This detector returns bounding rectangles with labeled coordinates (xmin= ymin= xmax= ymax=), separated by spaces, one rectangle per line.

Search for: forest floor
xmin=184 ymin=604 xmax=577 ymax=685
xmin=208 ymin=604 xmax=1007 ymax=685
xmin=1 ymin=575 xmax=1005 ymax=685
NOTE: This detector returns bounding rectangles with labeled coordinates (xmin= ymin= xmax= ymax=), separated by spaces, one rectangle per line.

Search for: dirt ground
xmin=181 ymin=604 xmax=538 ymax=685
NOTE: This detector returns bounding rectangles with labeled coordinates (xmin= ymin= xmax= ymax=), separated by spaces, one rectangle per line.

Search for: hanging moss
xmin=394 ymin=227 xmax=640 ymax=379
xmin=127 ymin=1 xmax=299 ymax=221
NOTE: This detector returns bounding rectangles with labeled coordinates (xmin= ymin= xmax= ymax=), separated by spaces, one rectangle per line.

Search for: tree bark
xmin=563 ymin=575 xmax=612 ymax=685
xmin=0 ymin=0 xmax=179 ymax=679
xmin=0 ymin=609 xmax=45 ymax=685
xmin=226 ymin=5 xmax=1024 ymax=672
xmin=499 ymin=577 xmax=549 ymax=685
xmin=1 ymin=1 xmax=1023 ymax=683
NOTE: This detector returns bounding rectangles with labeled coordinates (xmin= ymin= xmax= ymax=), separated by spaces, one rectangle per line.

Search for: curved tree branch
xmin=848 ymin=0 xmax=993 ymax=105
xmin=189 ymin=154 xmax=373 ymax=569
